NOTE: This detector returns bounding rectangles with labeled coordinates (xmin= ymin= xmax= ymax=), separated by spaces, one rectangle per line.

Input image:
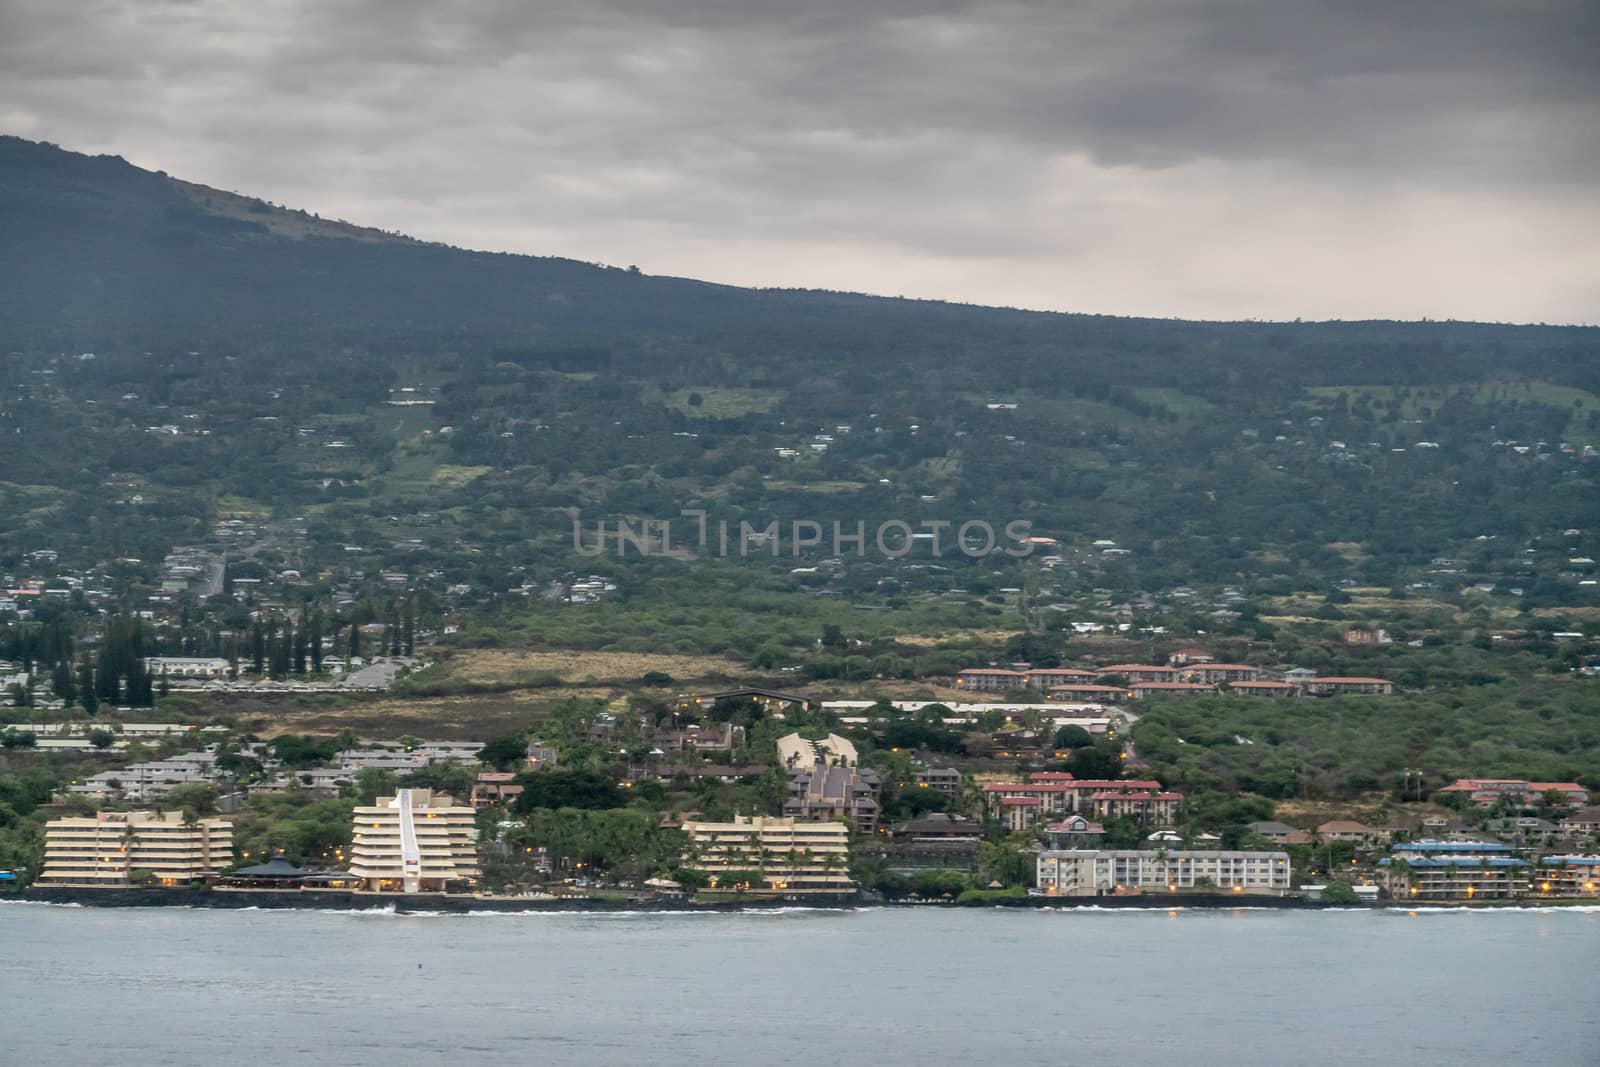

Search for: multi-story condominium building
xmin=680 ymin=815 xmax=855 ymax=894
xmin=1436 ymin=779 xmax=1589 ymax=808
xmin=913 ymin=766 xmax=962 ymax=795
xmin=983 ymin=774 xmax=1181 ymax=830
xmin=1228 ymin=681 xmax=1298 ymax=697
xmin=36 ymin=810 xmax=233 ymax=886
xmin=1094 ymin=665 xmax=1181 ymax=684
xmin=1530 ymin=856 xmax=1600 ymax=897
xmin=348 ymin=789 xmax=479 ymax=893
xmin=1023 ymin=668 xmax=1100 ymax=689
xmin=146 ymin=656 xmax=232 ymax=678
xmin=1046 ymin=684 xmax=1127 ymax=703
xmin=1383 ymin=840 xmax=1530 ymax=900
xmin=1181 ymin=664 xmax=1262 ymax=684
xmin=955 ymin=667 xmax=1028 ymax=692
xmin=1129 ymin=682 xmax=1215 ymax=699
xmin=785 ymin=762 xmax=881 ymax=835
xmin=1304 ymin=676 xmax=1394 ymax=696
xmin=68 ymin=747 xmax=238 ymax=801
xmin=1037 ymin=849 xmax=1292 ymax=896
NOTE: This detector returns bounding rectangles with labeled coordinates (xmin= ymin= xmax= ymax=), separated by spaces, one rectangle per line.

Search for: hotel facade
xmin=680 ymin=815 xmax=855 ymax=894
xmin=1037 ymin=848 xmax=1292 ymax=896
xmin=36 ymin=810 xmax=234 ymax=886
xmin=348 ymin=789 xmax=479 ymax=892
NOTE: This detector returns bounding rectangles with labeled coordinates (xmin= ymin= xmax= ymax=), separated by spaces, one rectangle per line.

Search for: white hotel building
xmin=1037 ymin=849 xmax=1292 ymax=897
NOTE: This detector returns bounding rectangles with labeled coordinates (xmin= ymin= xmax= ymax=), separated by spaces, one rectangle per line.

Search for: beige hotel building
xmin=348 ymin=789 xmax=479 ymax=893
xmin=36 ymin=810 xmax=234 ymax=886
xmin=681 ymin=814 xmax=855 ymax=894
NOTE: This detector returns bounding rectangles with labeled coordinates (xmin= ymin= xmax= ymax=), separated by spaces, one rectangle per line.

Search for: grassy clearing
xmin=450 ymin=649 xmax=747 ymax=686
xmin=656 ymin=388 xmax=779 ymax=418
xmin=432 ymin=465 xmax=491 ymax=488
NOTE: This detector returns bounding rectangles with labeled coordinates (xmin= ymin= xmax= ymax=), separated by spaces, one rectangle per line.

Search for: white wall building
xmin=1037 ymin=849 xmax=1292 ymax=896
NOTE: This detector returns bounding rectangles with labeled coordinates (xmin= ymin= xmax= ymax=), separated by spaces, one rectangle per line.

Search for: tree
xmin=89 ymin=728 xmax=115 ymax=750
xmin=351 ymin=767 xmax=400 ymax=804
xmin=1065 ymin=744 xmax=1124 ymax=781
xmin=1053 ymin=724 xmax=1094 ymax=749
xmin=1320 ymin=878 xmax=1360 ymax=904
xmin=477 ymin=732 xmax=530 ymax=771
xmin=513 ymin=770 xmax=624 ymax=813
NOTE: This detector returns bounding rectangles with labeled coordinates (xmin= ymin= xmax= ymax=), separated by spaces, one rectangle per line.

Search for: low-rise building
xmin=1037 ymin=849 xmax=1292 ymax=896
xmin=1305 ymin=677 xmax=1394 ymax=696
xmin=913 ymin=766 xmax=962 ymax=795
xmin=1530 ymin=856 xmax=1600 ymax=897
xmin=348 ymin=789 xmax=479 ymax=892
xmin=471 ymin=772 xmax=524 ymax=810
xmin=1095 ymin=665 xmax=1181 ymax=684
xmin=36 ymin=810 xmax=233 ymax=886
xmin=982 ymin=774 xmax=1181 ymax=829
xmin=1436 ymin=779 xmax=1589 ymax=808
xmin=1383 ymin=840 xmax=1530 ymax=900
xmin=1317 ymin=820 xmax=1384 ymax=845
xmin=680 ymin=815 xmax=855 ymax=894
xmin=1182 ymin=664 xmax=1262 ymax=684
xmin=146 ymin=656 xmax=232 ymax=678
xmin=1129 ymin=682 xmax=1215 ymax=699
xmin=956 ymin=667 xmax=1028 ymax=692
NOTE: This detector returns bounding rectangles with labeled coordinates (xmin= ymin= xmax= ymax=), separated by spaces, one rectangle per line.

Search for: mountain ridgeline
xmin=0 ymin=134 xmax=1598 ymax=607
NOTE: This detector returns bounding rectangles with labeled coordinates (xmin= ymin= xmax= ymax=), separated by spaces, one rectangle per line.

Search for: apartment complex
xmin=680 ymin=815 xmax=855 ymax=894
xmin=348 ymin=789 xmax=479 ymax=893
xmin=785 ymin=761 xmax=881 ymax=835
xmin=1436 ymin=779 xmax=1589 ymax=808
xmin=983 ymin=773 xmax=1182 ymax=831
xmin=1383 ymin=840 xmax=1530 ymax=900
xmin=1037 ymin=848 xmax=1292 ymax=897
xmin=36 ymin=810 xmax=234 ymax=886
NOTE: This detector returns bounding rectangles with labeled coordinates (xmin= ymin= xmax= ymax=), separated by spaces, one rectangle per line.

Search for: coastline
xmin=11 ymin=886 xmax=1597 ymax=914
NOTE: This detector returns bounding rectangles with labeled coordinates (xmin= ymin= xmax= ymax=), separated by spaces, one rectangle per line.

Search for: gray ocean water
xmin=3 ymin=903 xmax=1598 ymax=1066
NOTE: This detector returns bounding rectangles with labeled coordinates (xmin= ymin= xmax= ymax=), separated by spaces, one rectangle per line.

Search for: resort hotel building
xmin=35 ymin=810 xmax=234 ymax=886
xmin=348 ymin=788 xmax=479 ymax=892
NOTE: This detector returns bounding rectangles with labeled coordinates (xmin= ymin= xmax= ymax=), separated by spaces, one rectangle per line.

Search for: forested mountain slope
xmin=1 ymin=135 xmax=1597 ymax=610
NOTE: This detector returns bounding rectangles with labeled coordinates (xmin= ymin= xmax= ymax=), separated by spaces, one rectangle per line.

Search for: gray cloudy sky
xmin=2 ymin=0 xmax=1596 ymax=323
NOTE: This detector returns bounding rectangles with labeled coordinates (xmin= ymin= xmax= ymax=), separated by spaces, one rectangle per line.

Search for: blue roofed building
xmin=1382 ymin=840 xmax=1530 ymax=900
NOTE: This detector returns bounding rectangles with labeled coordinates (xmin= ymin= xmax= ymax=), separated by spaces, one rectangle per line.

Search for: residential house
xmin=1042 ymin=814 xmax=1105 ymax=849
xmin=1559 ymin=807 xmax=1600 ymax=839
xmin=1247 ymin=821 xmax=1299 ymax=844
xmin=471 ymin=772 xmax=523 ymax=810
xmin=1165 ymin=648 xmax=1215 ymax=667
xmin=1317 ymin=820 xmax=1384 ymax=845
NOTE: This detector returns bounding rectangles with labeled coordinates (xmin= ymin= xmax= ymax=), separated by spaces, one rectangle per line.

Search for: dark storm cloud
xmin=1 ymin=0 xmax=1595 ymax=321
